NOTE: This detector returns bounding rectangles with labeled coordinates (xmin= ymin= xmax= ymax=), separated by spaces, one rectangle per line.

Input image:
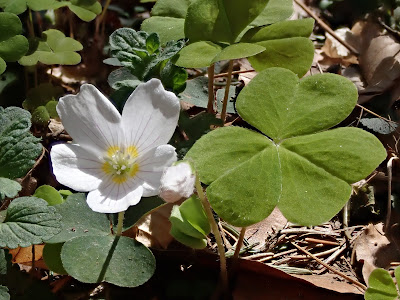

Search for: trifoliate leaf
xmin=0 ymin=12 xmax=29 ymax=74
xmin=186 ymin=68 xmax=386 ymax=227
xmin=19 ymin=29 xmax=83 ymax=66
xmin=0 ymin=197 xmax=61 ymax=249
xmin=63 ymin=0 xmax=102 ymax=22
xmin=140 ymin=0 xmax=190 ymax=44
xmin=61 ymin=235 xmax=155 ymax=287
xmin=0 ymin=178 xmax=21 ymax=200
xmin=0 ymin=0 xmax=57 ymax=15
xmin=0 ymin=107 xmax=42 ymax=179
xmin=251 ymin=0 xmax=293 ymax=26
xmin=242 ymin=19 xmax=315 ymax=77
xmin=365 ymin=268 xmax=398 ymax=300
xmin=22 ymin=83 xmax=64 ymax=111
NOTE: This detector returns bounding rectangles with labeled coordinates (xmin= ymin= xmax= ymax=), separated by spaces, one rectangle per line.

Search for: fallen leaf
xmin=354 ymin=223 xmax=400 ymax=282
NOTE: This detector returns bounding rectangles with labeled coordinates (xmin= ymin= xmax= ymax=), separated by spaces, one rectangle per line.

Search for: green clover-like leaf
xmin=0 ymin=107 xmax=42 ymax=179
xmin=241 ymin=18 xmax=315 ymax=77
xmin=0 ymin=0 xmax=101 ymax=21
xmin=186 ymin=68 xmax=386 ymax=227
xmin=19 ymin=29 xmax=83 ymax=66
xmin=0 ymin=197 xmax=61 ymax=249
xmin=365 ymin=268 xmax=398 ymax=300
xmin=0 ymin=12 xmax=29 ymax=74
xmin=62 ymin=0 xmax=102 ymax=22
xmin=0 ymin=0 xmax=57 ymax=15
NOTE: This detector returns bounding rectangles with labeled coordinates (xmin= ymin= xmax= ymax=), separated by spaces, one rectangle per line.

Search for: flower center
xmin=102 ymin=146 xmax=139 ymax=184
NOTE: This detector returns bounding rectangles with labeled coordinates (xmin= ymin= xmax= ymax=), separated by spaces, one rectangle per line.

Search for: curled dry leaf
xmin=135 ymin=203 xmax=175 ymax=249
xmin=321 ymin=28 xmax=358 ymax=65
xmin=354 ymin=223 xmax=400 ymax=283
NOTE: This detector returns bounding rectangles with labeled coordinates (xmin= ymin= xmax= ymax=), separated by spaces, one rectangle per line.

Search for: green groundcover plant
xmin=0 ymin=0 xmax=389 ymax=298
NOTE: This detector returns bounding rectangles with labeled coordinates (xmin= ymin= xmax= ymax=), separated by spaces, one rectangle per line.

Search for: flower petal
xmin=51 ymin=143 xmax=103 ymax=191
xmin=86 ymin=179 xmax=143 ymax=213
xmin=135 ymin=144 xmax=177 ymax=197
xmin=159 ymin=161 xmax=196 ymax=203
xmin=57 ymin=84 xmax=122 ymax=155
xmin=121 ymin=79 xmax=180 ymax=154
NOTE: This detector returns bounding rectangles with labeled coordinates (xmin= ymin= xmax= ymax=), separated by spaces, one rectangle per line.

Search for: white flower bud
xmin=159 ymin=161 xmax=195 ymax=203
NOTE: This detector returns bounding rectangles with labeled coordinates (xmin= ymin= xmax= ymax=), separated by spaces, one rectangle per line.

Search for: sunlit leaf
xmin=365 ymin=268 xmax=398 ymax=300
xmin=0 ymin=197 xmax=61 ymax=249
xmin=186 ymin=68 xmax=386 ymax=226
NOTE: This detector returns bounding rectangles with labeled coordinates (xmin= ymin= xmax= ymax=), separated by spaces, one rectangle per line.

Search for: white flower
xmin=50 ymin=79 xmax=180 ymax=213
xmin=159 ymin=161 xmax=195 ymax=203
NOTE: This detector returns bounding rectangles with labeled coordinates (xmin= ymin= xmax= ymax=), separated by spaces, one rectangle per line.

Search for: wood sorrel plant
xmin=186 ymin=67 xmax=387 ymax=226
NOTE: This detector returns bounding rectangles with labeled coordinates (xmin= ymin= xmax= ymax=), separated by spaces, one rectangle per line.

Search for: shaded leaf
xmin=45 ymin=193 xmax=110 ymax=244
xmin=112 ymin=196 xmax=165 ymax=231
xmin=0 ymin=286 xmax=9 ymax=300
xmin=43 ymin=243 xmax=67 ymax=274
xmin=0 ymin=178 xmax=21 ymax=200
xmin=19 ymin=29 xmax=83 ymax=66
xmin=179 ymin=76 xmax=209 ymax=108
xmin=360 ymin=118 xmax=398 ymax=135
xmin=0 ymin=197 xmax=61 ymax=249
xmin=0 ymin=107 xmax=42 ymax=179
xmin=0 ymin=0 xmax=56 ymax=15
xmin=61 ymin=235 xmax=155 ymax=287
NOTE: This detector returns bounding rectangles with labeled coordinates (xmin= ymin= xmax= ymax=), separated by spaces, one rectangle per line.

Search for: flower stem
xmin=116 ymin=211 xmax=125 ymax=236
xmin=233 ymin=227 xmax=246 ymax=260
xmin=207 ymin=64 xmax=215 ymax=113
xmin=195 ymin=176 xmax=229 ymax=296
xmin=221 ymin=60 xmax=234 ymax=124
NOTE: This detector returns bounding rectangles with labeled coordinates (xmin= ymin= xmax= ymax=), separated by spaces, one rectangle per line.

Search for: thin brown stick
xmin=305 ymin=237 xmax=339 ymax=246
xmin=356 ymin=104 xmax=399 ymax=124
xmin=292 ymin=242 xmax=367 ymax=290
xmin=233 ymin=227 xmax=247 ymax=259
xmin=293 ymin=0 xmax=359 ymax=55
xmin=221 ymin=60 xmax=234 ymax=123
xmin=207 ymin=64 xmax=215 ymax=113
xmin=214 ymin=69 xmax=255 ymax=78
xmin=291 ymin=246 xmax=340 ymax=259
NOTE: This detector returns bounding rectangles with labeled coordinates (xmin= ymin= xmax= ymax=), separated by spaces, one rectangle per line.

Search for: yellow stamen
xmin=102 ymin=145 xmax=139 ymax=185
xmin=107 ymin=145 xmax=120 ymax=157
xmin=127 ymin=146 xmax=138 ymax=158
